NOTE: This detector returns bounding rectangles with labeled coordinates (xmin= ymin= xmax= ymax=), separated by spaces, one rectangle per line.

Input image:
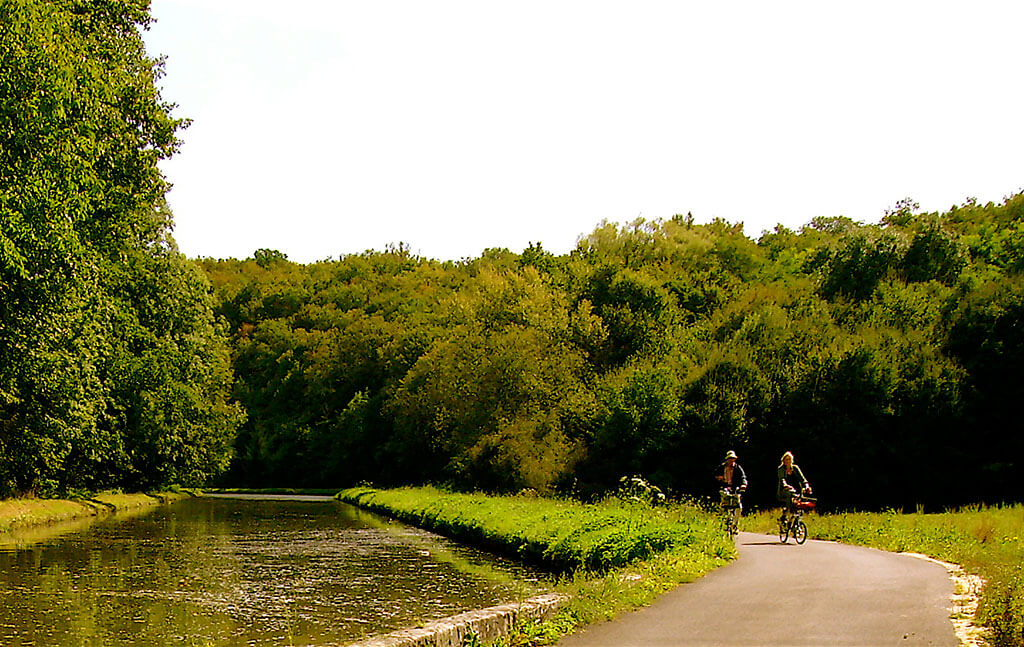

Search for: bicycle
xmin=720 ymin=488 xmax=743 ymax=538
xmin=778 ymin=493 xmax=815 ymax=544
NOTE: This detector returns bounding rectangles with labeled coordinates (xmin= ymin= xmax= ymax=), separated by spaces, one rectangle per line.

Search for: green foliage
xmin=491 ymin=613 xmax=578 ymax=647
xmin=199 ymin=193 xmax=1024 ymax=512
xmin=816 ymin=231 xmax=902 ymax=300
xmin=0 ymin=0 xmax=240 ymax=496
xmin=901 ymin=223 xmax=966 ymax=284
xmin=615 ymin=475 xmax=666 ymax=506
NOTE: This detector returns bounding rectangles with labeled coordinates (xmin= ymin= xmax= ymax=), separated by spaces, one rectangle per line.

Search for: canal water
xmin=0 ymin=494 xmax=548 ymax=646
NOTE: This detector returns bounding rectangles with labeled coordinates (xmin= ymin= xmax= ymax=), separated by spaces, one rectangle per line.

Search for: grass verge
xmin=742 ymin=505 xmax=1024 ymax=647
xmin=338 ymin=486 xmax=735 ymax=645
xmin=203 ymin=487 xmax=344 ymax=496
xmin=0 ymin=490 xmax=195 ymax=534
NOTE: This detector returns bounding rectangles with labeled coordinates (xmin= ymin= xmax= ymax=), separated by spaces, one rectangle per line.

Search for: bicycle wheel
xmin=778 ymin=518 xmax=789 ymax=543
xmin=728 ymin=508 xmax=740 ymax=537
xmin=794 ymin=520 xmax=807 ymax=544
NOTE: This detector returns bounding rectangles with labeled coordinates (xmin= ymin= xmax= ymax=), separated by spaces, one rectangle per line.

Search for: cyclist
xmin=777 ymin=451 xmax=812 ymax=520
xmin=716 ymin=450 xmax=748 ymax=500
xmin=716 ymin=450 xmax=747 ymax=536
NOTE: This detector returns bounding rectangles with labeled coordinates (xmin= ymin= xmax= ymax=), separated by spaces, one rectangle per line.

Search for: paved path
xmin=557 ymin=532 xmax=957 ymax=647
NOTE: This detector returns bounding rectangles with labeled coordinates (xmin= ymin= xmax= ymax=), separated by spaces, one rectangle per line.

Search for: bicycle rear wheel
xmin=778 ymin=518 xmax=789 ymax=543
xmin=794 ymin=520 xmax=807 ymax=544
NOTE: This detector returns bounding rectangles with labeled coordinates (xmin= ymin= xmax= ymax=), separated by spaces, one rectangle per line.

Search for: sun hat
xmin=724 ymin=450 xmax=737 ymax=460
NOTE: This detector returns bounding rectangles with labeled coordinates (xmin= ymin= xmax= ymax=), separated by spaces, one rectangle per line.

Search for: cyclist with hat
xmin=716 ymin=450 xmax=747 ymax=493
xmin=716 ymin=451 xmax=747 ymax=533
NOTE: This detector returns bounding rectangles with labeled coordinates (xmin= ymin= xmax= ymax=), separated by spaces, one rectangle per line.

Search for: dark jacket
xmin=717 ymin=461 xmax=747 ymax=492
xmin=777 ymin=464 xmax=808 ymax=500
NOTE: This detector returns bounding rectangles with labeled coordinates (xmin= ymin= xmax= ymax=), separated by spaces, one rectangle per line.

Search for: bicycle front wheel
xmin=794 ymin=520 xmax=807 ymax=544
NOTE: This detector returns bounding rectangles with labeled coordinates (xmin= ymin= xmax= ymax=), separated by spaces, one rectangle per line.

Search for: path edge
xmin=899 ymin=552 xmax=991 ymax=647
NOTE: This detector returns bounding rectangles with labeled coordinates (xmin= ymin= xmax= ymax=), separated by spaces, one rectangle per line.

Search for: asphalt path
xmin=557 ymin=531 xmax=957 ymax=647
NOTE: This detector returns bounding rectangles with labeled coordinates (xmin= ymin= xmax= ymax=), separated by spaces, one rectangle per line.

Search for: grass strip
xmin=338 ymin=486 xmax=735 ymax=645
xmin=203 ymin=487 xmax=343 ymax=496
xmin=743 ymin=505 xmax=1024 ymax=647
xmin=0 ymin=490 xmax=194 ymax=534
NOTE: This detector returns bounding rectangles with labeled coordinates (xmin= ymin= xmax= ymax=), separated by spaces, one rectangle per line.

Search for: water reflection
xmin=0 ymin=495 xmax=547 ymax=646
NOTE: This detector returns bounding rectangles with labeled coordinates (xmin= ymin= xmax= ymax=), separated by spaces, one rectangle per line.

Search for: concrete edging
xmin=344 ymin=593 xmax=566 ymax=647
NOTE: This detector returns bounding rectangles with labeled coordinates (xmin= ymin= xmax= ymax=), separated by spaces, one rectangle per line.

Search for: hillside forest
xmin=2 ymin=1 xmax=1022 ymax=511
xmin=202 ymin=193 xmax=1024 ymax=511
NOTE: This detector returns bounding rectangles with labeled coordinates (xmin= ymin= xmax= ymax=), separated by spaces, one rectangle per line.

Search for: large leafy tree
xmin=0 ymin=0 xmax=241 ymax=496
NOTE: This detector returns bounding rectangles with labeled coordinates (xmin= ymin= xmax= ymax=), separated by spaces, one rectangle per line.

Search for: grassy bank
xmin=0 ymin=490 xmax=195 ymax=535
xmin=204 ymin=487 xmax=343 ymax=496
xmin=338 ymin=486 xmax=734 ymax=644
xmin=742 ymin=505 xmax=1024 ymax=646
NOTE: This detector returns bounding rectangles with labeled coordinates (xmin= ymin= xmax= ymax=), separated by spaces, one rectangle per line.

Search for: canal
xmin=0 ymin=494 xmax=549 ymax=646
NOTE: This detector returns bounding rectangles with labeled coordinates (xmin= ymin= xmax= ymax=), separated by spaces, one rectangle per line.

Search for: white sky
xmin=142 ymin=1 xmax=1024 ymax=263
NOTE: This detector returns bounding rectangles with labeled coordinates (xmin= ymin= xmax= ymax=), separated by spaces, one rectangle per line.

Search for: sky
xmin=142 ymin=1 xmax=1024 ymax=263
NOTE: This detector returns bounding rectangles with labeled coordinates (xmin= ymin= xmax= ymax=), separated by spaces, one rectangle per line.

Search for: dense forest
xmin=3 ymin=1 xmax=1022 ymax=512
xmin=202 ymin=195 xmax=1024 ymax=511
xmin=0 ymin=0 xmax=242 ymax=497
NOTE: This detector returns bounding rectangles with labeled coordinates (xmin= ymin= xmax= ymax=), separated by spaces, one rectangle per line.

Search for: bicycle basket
xmin=720 ymin=491 xmax=741 ymax=508
xmin=795 ymin=498 xmax=816 ymax=511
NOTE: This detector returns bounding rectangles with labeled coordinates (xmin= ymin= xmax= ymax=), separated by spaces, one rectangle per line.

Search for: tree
xmin=817 ymin=233 xmax=902 ymax=301
xmin=0 ymin=0 xmax=240 ymax=495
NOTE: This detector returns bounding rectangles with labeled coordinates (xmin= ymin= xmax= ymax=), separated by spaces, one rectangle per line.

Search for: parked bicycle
xmin=778 ymin=493 xmax=815 ymax=544
xmin=720 ymin=487 xmax=743 ymax=538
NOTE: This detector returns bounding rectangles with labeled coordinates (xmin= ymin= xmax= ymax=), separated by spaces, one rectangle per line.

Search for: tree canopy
xmin=0 ymin=0 xmax=242 ymax=497
xmin=204 ymin=194 xmax=1024 ymax=510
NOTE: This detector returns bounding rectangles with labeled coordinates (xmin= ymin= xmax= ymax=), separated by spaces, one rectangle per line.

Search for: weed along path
xmin=557 ymin=532 xmax=958 ymax=647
